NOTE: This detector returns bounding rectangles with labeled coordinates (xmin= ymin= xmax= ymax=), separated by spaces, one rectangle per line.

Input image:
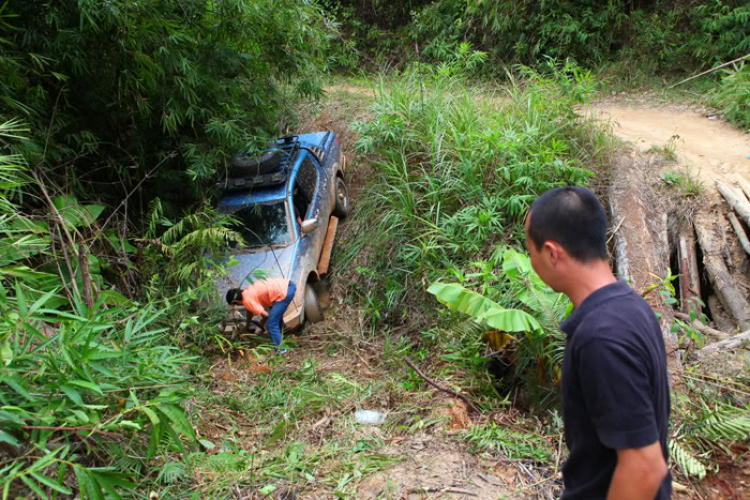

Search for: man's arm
xmin=607 ymin=441 xmax=668 ymax=500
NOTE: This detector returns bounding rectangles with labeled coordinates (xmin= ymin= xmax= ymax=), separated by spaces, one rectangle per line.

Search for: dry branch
xmin=694 ymin=217 xmax=750 ymax=330
xmin=701 ymin=330 xmax=750 ymax=354
xmin=408 ymin=487 xmax=478 ymax=497
xmin=717 ymin=181 xmax=750 ymax=228
xmin=726 ymin=212 xmax=750 ymax=257
xmin=673 ymin=312 xmax=729 ymax=339
xmin=404 ymin=357 xmax=480 ymax=414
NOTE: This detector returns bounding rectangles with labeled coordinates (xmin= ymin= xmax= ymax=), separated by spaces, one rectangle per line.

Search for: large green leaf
xmin=52 ymin=195 xmax=105 ymax=228
xmin=427 ymin=282 xmax=541 ymax=333
xmin=427 ymin=282 xmax=499 ymax=318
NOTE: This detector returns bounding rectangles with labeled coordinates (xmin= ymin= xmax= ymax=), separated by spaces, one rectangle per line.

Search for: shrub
xmin=711 ymin=63 xmax=750 ymax=130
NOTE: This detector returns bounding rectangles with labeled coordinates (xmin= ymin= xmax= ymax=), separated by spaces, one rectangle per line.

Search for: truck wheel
xmin=304 ymin=285 xmax=324 ymax=324
xmin=332 ymin=177 xmax=350 ymax=219
xmin=229 ymin=150 xmax=282 ymax=177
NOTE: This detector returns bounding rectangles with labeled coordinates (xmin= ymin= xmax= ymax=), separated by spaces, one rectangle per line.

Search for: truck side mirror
xmin=301 ymin=218 xmax=318 ymax=234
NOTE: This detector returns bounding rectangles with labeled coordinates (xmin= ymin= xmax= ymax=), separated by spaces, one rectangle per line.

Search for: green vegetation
xmin=326 ymin=1 xmax=750 ymax=72
xmin=1 ymin=0 xmax=330 ymax=202
xmin=344 ymin=57 xmax=608 ymax=406
xmin=711 ymin=63 xmax=750 ymax=130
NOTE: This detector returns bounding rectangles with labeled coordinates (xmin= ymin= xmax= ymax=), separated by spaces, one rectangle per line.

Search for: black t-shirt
xmin=559 ymin=280 xmax=671 ymax=499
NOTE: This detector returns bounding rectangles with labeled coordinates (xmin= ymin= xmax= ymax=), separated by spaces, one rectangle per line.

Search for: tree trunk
xmin=708 ymin=295 xmax=737 ymax=333
xmin=694 ymin=215 xmax=750 ymax=330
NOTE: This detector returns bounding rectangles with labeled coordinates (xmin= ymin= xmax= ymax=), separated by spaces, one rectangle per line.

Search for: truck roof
xmin=217 ymin=131 xmax=334 ymax=208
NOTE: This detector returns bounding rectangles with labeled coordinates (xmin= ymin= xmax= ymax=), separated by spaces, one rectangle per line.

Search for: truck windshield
xmin=222 ymin=201 xmax=291 ymax=247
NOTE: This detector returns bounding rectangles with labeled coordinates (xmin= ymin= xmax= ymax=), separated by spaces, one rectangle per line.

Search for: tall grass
xmin=348 ymin=59 xmax=613 ymax=402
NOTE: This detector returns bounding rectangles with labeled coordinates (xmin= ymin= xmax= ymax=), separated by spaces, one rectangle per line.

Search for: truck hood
xmin=216 ymin=244 xmax=297 ymax=300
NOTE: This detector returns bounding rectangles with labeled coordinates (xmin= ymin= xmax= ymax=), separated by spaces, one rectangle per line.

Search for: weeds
xmin=648 ymin=135 xmax=680 ymax=162
xmin=660 ymin=169 xmax=704 ymax=197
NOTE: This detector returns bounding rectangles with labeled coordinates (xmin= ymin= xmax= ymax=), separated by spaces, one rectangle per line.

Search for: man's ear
xmin=542 ymin=241 xmax=562 ymax=266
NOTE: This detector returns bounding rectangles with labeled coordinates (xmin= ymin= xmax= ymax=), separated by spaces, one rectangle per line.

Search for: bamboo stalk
xmin=668 ymin=53 xmax=750 ymax=89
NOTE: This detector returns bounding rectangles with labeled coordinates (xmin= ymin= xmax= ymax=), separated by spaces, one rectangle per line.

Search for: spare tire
xmin=229 ymin=150 xmax=282 ymax=178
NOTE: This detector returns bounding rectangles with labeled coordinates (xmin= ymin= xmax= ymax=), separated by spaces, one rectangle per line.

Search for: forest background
xmin=1 ymin=0 xmax=748 ymax=497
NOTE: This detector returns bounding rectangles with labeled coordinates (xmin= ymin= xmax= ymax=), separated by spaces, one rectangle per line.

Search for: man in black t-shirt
xmin=524 ymin=187 xmax=671 ymax=500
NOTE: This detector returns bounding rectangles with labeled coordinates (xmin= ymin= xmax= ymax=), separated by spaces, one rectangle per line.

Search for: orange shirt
xmin=241 ymin=279 xmax=290 ymax=316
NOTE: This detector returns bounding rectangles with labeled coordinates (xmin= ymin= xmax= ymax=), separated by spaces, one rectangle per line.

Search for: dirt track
xmin=589 ymin=100 xmax=750 ymax=189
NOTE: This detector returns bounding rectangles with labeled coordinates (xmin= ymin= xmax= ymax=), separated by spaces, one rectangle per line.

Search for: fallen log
xmin=733 ymin=174 xmax=750 ymax=203
xmin=673 ymin=312 xmax=729 ymax=339
xmin=717 ymin=181 xmax=750 ymax=228
xmin=701 ymin=329 xmax=750 ymax=354
xmin=727 ymin=212 xmax=750 ymax=258
xmin=708 ymin=295 xmax=737 ymax=333
xmin=694 ymin=216 xmax=750 ymax=330
xmin=677 ymin=222 xmax=701 ymax=315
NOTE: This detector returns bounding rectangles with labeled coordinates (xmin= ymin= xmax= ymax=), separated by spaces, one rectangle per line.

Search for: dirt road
xmin=589 ymin=100 xmax=750 ymax=188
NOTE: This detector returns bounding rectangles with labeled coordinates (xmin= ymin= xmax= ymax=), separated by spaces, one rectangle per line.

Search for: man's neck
xmin=564 ymin=261 xmax=617 ymax=308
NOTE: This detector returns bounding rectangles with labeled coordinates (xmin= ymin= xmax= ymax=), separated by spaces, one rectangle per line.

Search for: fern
xmin=692 ymin=412 xmax=750 ymax=442
xmin=669 ymin=440 xmax=707 ymax=479
xmin=156 ymin=461 xmax=186 ymax=485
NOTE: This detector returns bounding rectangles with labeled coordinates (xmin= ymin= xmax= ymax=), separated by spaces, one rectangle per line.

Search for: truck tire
xmin=304 ymin=285 xmax=324 ymax=324
xmin=332 ymin=177 xmax=350 ymax=219
xmin=229 ymin=150 xmax=282 ymax=177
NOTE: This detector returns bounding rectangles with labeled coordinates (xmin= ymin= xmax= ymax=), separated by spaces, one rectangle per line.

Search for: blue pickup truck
xmin=216 ymin=133 xmax=349 ymax=331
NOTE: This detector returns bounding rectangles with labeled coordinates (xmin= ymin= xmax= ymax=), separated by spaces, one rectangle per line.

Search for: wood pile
xmin=609 ymin=153 xmax=750 ymax=357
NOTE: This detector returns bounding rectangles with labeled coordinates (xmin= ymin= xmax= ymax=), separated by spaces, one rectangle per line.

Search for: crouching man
xmin=226 ymin=278 xmax=297 ymax=351
xmin=525 ymin=186 xmax=671 ymax=499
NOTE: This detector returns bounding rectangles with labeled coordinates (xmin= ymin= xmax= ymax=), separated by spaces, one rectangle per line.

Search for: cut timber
xmin=317 ymin=216 xmax=339 ymax=275
xmin=694 ymin=214 xmax=750 ymax=330
xmin=717 ymin=180 xmax=750 ymax=228
xmin=700 ymin=329 xmax=750 ymax=354
xmin=708 ymin=295 xmax=737 ymax=333
xmin=609 ymin=154 xmax=679 ymax=361
xmin=727 ymin=212 xmax=750 ymax=258
xmin=677 ymin=221 xmax=701 ymax=316
xmin=733 ymin=174 xmax=750 ymax=203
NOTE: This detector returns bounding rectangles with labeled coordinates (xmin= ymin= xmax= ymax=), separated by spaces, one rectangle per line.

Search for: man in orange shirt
xmin=226 ymin=278 xmax=297 ymax=350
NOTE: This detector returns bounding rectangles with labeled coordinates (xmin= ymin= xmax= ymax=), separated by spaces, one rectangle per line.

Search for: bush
xmin=0 ymin=0 xmax=331 ymax=203
xmin=0 ymin=123 xmax=205 ymax=496
xmin=711 ymin=63 xmax=750 ymax=130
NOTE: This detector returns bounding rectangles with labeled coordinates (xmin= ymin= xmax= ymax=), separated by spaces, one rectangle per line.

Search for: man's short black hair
xmin=226 ymin=288 xmax=242 ymax=304
xmin=528 ymin=186 xmax=608 ymax=262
